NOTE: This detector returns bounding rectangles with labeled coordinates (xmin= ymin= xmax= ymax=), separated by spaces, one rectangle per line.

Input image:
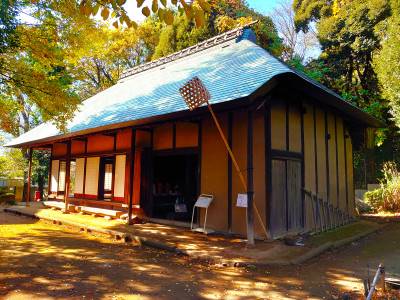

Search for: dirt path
xmin=0 ymin=211 xmax=399 ymax=300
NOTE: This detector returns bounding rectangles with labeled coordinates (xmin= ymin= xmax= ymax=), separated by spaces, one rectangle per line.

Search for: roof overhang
xmin=6 ymin=71 xmax=382 ymax=149
xmin=5 ymin=96 xmax=251 ymax=149
xmin=276 ymin=73 xmax=384 ymax=128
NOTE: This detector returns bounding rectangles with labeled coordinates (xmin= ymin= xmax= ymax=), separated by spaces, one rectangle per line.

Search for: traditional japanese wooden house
xmin=6 ymin=25 xmax=381 ymax=239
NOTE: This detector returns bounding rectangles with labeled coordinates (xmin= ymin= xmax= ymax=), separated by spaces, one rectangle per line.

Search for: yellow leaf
xmin=194 ymin=9 xmax=205 ymax=27
xmin=79 ymin=3 xmax=91 ymax=16
xmin=158 ymin=8 xmax=165 ymax=20
xmin=92 ymin=4 xmax=100 ymax=15
xmin=181 ymin=2 xmax=192 ymax=19
xmin=164 ymin=9 xmax=174 ymax=25
xmin=101 ymin=7 xmax=110 ymax=20
xmin=197 ymin=0 xmax=211 ymax=12
xmin=142 ymin=6 xmax=150 ymax=17
xmin=160 ymin=0 xmax=167 ymax=7
xmin=130 ymin=20 xmax=138 ymax=29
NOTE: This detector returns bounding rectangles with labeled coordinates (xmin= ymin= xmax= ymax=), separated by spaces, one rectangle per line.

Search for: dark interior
xmin=98 ymin=157 xmax=114 ymax=201
xmin=152 ymin=153 xmax=198 ymax=222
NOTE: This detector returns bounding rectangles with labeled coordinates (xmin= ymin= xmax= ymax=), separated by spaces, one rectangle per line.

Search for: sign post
xmin=191 ymin=194 xmax=214 ymax=234
xmin=179 ymin=77 xmax=269 ymax=243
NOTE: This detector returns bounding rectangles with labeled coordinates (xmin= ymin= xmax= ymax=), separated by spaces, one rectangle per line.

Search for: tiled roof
xmin=6 ymin=26 xmax=379 ymax=147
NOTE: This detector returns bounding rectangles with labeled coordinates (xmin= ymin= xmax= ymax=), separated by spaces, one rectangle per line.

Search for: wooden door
xmin=270 ymin=158 xmax=303 ymax=238
xmin=287 ymin=160 xmax=302 ymax=232
xmin=270 ymin=159 xmax=287 ymax=238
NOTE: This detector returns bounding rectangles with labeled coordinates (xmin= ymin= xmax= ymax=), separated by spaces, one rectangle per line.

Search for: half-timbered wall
xmin=87 ymin=134 xmax=114 ymax=153
xmin=45 ymin=95 xmax=356 ymax=239
xmin=302 ymin=100 xmax=355 ymax=232
xmin=198 ymin=109 xmax=267 ymax=238
xmin=269 ymin=98 xmax=303 ymax=238
xmin=200 ymin=113 xmax=229 ymax=231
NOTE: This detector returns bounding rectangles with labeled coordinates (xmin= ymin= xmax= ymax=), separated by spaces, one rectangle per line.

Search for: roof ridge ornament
xmin=119 ymin=20 xmax=258 ymax=80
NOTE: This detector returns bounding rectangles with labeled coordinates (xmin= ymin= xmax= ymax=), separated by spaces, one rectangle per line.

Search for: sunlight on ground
xmin=2 ymin=211 xmax=396 ymax=299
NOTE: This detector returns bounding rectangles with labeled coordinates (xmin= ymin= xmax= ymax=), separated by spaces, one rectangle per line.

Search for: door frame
xmin=266 ymin=99 xmax=306 ymax=239
xmin=140 ymin=147 xmax=200 ymax=220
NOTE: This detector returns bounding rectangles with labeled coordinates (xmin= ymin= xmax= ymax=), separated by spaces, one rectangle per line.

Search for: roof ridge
xmin=119 ymin=21 xmax=258 ymax=80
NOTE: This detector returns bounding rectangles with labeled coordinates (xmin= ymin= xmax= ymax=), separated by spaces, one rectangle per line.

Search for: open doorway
xmin=98 ymin=157 xmax=114 ymax=201
xmin=152 ymin=153 xmax=198 ymax=222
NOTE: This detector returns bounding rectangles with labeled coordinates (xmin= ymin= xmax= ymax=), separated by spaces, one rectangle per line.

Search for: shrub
xmin=0 ymin=193 xmax=16 ymax=205
xmin=365 ymin=162 xmax=400 ymax=212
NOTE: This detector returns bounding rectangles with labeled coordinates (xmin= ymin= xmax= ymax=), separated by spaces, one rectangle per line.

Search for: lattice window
xmin=104 ymin=163 xmax=113 ymax=191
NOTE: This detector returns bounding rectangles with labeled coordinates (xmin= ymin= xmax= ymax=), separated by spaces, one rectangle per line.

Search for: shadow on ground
xmin=1 ymin=210 xmax=400 ymax=299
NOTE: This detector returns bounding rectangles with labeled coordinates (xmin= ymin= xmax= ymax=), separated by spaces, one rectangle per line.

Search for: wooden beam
xmin=300 ymin=100 xmax=306 ymax=229
xmin=265 ymin=102 xmax=272 ymax=237
xmin=344 ymin=126 xmax=349 ymax=214
xmin=227 ymin=112 xmax=233 ymax=232
xmin=206 ymin=103 xmax=268 ymax=242
xmin=128 ymin=128 xmax=136 ymax=225
xmin=26 ymin=148 xmax=33 ymax=207
xmin=197 ymin=120 xmax=202 ymax=225
xmin=172 ymin=122 xmax=176 ymax=149
xmin=64 ymin=141 xmax=71 ymax=212
xmin=247 ymin=109 xmax=255 ymax=245
xmin=47 ymin=145 xmax=53 ymax=196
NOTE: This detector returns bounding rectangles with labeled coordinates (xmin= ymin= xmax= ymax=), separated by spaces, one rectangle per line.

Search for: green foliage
xmin=293 ymin=0 xmax=390 ymax=122
xmin=0 ymin=192 xmax=16 ymax=205
xmin=151 ymin=0 xmax=283 ymax=60
xmin=364 ymin=161 xmax=400 ymax=212
xmin=287 ymin=56 xmax=328 ymax=82
xmin=80 ymin=0 xmax=210 ymax=29
xmin=0 ymin=0 xmax=19 ymax=54
xmin=374 ymin=0 xmax=400 ymax=128
xmin=293 ymin=0 xmax=400 ymax=185
xmin=0 ymin=147 xmax=25 ymax=179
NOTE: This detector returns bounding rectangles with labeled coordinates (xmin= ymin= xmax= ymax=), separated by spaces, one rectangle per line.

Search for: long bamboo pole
xmin=207 ymin=103 xmax=269 ymax=239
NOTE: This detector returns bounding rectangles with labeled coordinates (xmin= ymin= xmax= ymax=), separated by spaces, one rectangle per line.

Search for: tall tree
xmin=271 ymin=0 xmax=318 ymax=61
xmin=293 ymin=0 xmax=390 ymax=116
xmin=374 ymin=0 xmax=400 ymax=128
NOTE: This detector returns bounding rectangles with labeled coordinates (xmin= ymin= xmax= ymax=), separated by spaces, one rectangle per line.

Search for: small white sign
xmin=195 ymin=195 xmax=213 ymax=208
xmin=236 ymin=193 xmax=248 ymax=208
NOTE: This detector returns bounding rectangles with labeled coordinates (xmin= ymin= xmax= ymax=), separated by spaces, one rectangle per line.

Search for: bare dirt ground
xmin=1 ymin=211 xmax=399 ymax=300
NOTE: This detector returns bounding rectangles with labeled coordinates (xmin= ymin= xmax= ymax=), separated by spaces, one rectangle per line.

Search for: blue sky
xmin=247 ymin=0 xmax=280 ymax=14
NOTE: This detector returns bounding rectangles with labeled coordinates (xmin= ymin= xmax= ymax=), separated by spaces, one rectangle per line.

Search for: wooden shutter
xmin=74 ymin=158 xmax=85 ymax=195
xmin=50 ymin=160 xmax=59 ymax=193
xmin=113 ymin=155 xmax=126 ymax=200
xmin=84 ymin=157 xmax=100 ymax=197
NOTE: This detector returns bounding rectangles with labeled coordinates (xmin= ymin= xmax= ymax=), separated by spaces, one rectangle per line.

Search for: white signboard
xmin=236 ymin=193 xmax=248 ymax=208
xmin=194 ymin=195 xmax=213 ymax=208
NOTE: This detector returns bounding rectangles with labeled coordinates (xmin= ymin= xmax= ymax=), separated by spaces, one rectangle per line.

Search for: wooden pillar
xmin=128 ymin=128 xmax=136 ymax=225
xmin=247 ymin=110 xmax=255 ymax=245
xmin=26 ymin=147 xmax=33 ymax=207
xmin=64 ymin=141 xmax=71 ymax=212
xmin=47 ymin=145 xmax=53 ymax=198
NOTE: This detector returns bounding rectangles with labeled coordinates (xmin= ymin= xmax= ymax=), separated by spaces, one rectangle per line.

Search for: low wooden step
xmin=79 ymin=206 xmax=124 ymax=218
xmin=43 ymin=201 xmax=76 ymax=212
xmin=43 ymin=201 xmax=65 ymax=210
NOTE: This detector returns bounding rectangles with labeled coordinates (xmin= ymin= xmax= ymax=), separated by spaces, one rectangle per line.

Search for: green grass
xmin=309 ymin=221 xmax=380 ymax=247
